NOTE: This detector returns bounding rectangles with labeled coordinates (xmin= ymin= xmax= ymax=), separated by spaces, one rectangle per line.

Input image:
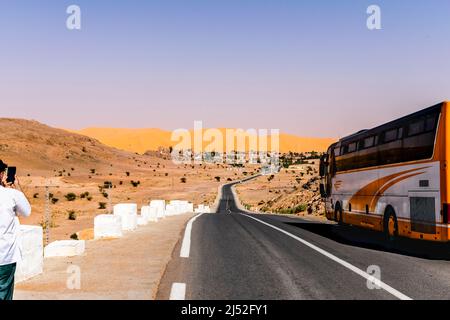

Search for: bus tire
xmin=334 ymin=202 xmax=343 ymax=225
xmin=383 ymin=207 xmax=398 ymax=242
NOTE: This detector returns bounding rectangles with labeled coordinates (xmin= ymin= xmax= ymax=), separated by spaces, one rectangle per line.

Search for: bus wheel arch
xmin=383 ymin=205 xmax=398 ymax=241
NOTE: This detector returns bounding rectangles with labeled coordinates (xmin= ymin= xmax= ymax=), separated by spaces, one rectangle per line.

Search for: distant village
xmin=151 ymin=147 xmax=322 ymax=168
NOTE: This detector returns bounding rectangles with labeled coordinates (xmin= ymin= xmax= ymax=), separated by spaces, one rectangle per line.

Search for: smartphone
xmin=6 ymin=167 xmax=16 ymax=184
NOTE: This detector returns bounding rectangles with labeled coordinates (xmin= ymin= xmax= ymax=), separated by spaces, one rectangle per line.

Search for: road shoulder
xmin=14 ymin=213 xmax=194 ymax=300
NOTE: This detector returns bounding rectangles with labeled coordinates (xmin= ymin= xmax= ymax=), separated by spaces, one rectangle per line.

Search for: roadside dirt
xmin=14 ymin=213 xmax=193 ymax=300
xmin=236 ymin=162 xmax=326 ymax=221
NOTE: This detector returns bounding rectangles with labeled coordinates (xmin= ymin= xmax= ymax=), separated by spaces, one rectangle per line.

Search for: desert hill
xmin=0 ymin=118 xmax=154 ymax=176
xmin=0 ymin=118 xmax=249 ymax=242
xmin=71 ymin=127 xmax=336 ymax=154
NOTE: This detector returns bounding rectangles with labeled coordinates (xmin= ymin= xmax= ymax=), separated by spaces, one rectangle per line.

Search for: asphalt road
xmin=157 ymin=181 xmax=450 ymax=300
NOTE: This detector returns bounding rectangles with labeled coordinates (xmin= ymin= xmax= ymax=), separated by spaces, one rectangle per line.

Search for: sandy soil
xmin=235 ymin=162 xmax=327 ymax=220
xmin=14 ymin=213 xmax=193 ymax=300
xmin=18 ymin=162 xmax=256 ymax=242
xmin=0 ymin=118 xmax=261 ymax=242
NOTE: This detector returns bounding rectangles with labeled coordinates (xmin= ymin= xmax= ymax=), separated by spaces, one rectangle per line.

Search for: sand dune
xmin=68 ymin=127 xmax=172 ymax=155
xmin=71 ymin=127 xmax=336 ymax=154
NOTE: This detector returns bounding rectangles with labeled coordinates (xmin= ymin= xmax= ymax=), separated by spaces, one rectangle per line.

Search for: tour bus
xmin=319 ymin=101 xmax=450 ymax=242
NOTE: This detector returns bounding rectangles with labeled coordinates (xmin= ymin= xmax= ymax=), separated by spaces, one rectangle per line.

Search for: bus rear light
xmin=443 ymin=203 xmax=449 ymax=224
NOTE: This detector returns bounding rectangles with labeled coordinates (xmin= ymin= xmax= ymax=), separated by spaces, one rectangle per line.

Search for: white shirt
xmin=0 ymin=186 xmax=31 ymax=266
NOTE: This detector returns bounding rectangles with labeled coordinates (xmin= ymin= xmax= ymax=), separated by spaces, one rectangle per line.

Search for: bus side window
xmin=334 ymin=147 xmax=341 ymax=157
xmin=425 ymin=115 xmax=437 ymax=132
xmin=408 ymin=119 xmax=425 ymax=136
xmin=342 ymin=145 xmax=349 ymax=154
xmin=358 ymin=139 xmax=364 ymax=150
xmin=348 ymin=142 xmax=357 ymax=153
xmin=403 ymin=114 xmax=437 ymax=162
xmin=364 ymin=136 xmax=375 ymax=148
xmin=383 ymin=128 xmax=398 ymax=143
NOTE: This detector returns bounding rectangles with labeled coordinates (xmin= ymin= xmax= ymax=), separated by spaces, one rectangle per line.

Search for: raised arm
xmin=14 ymin=190 xmax=31 ymax=218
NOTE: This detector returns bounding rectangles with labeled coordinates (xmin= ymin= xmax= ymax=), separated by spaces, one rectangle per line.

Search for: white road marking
xmin=242 ymin=213 xmax=413 ymax=300
xmin=180 ymin=213 xmax=204 ymax=258
xmin=170 ymin=282 xmax=186 ymax=300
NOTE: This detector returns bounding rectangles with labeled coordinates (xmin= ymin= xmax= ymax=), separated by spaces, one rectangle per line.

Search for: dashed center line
xmin=170 ymin=282 xmax=186 ymax=300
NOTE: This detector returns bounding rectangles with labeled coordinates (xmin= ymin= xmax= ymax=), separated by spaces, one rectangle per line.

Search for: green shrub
xmin=130 ymin=180 xmax=140 ymax=187
xmin=64 ymin=193 xmax=77 ymax=201
xmin=80 ymin=192 xmax=90 ymax=199
xmin=68 ymin=211 xmax=77 ymax=221
xmin=294 ymin=204 xmax=307 ymax=213
xmin=277 ymin=204 xmax=306 ymax=215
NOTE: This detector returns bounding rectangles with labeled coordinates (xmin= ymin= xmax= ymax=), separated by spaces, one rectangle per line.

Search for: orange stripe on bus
xmin=369 ymin=171 xmax=426 ymax=211
xmin=348 ymin=166 xmax=430 ymax=212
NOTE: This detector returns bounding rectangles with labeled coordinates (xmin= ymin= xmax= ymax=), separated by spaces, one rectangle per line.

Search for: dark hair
xmin=0 ymin=160 xmax=7 ymax=172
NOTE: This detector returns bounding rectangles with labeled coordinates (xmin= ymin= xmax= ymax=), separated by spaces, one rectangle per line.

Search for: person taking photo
xmin=0 ymin=160 xmax=31 ymax=300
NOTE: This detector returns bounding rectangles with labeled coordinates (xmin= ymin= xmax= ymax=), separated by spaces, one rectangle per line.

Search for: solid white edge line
xmin=180 ymin=213 xmax=204 ymax=258
xmin=170 ymin=282 xmax=186 ymax=300
xmin=241 ymin=213 xmax=413 ymax=301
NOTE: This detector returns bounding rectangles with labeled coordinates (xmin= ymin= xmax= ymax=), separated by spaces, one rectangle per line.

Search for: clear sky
xmin=1 ymin=0 xmax=449 ymax=138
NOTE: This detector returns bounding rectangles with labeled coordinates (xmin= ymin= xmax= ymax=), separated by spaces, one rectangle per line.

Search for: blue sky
xmin=0 ymin=0 xmax=449 ymax=138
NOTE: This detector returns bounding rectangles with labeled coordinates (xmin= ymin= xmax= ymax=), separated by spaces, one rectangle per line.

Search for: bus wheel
xmin=335 ymin=203 xmax=343 ymax=225
xmin=383 ymin=207 xmax=398 ymax=242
